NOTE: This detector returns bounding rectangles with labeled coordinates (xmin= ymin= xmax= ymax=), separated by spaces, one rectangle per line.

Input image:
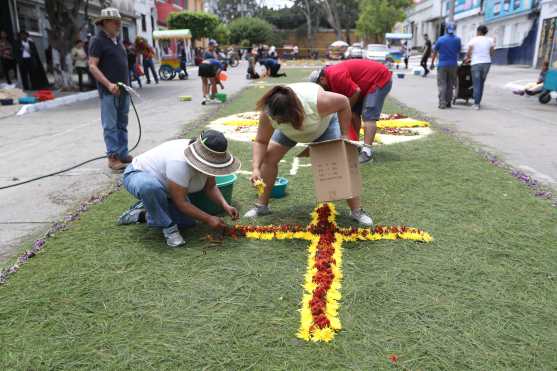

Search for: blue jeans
xmin=471 ymin=63 xmax=491 ymax=105
xmin=143 ymin=59 xmax=158 ymax=83
xmin=123 ymin=165 xmax=196 ymax=229
xmin=100 ymin=93 xmax=130 ymax=159
xmin=354 ymin=80 xmax=393 ymax=121
xmin=271 ymin=114 xmax=341 ymax=148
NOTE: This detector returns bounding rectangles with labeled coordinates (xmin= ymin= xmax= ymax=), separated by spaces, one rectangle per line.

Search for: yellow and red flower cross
xmin=228 ymin=203 xmax=432 ymax=343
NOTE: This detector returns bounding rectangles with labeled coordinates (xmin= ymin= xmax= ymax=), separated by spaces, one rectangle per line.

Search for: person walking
xmin=135 ymin=37 xmax=158 ymax=85
xmin=0 ymin=31 xmax=16 ymax=85
xmin=465 ymin=25 xmax=495 ymax=110
xmin=421 ymin=34 xmax=432 ymax=77
xmin=430 ymin=23 xmax=461 ymax=109
xmin=402 ymin=41 xmax=409 ymax=70
xmin=124 ymin=40 xmax=142 ymax=89
xmin=14 ymin=31 xmax=49 ymax=90
xmin=88 ymin=8 xmax=131 ymax=172
xmin=309 ymin=59 xmax=393 ymax=163
xmin=71 ymin=39 xmax=93 ymax=91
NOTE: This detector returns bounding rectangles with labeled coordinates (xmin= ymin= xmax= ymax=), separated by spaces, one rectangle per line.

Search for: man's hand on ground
xmin=208 ymin=216 xmax=227 ymax=230
xmin=224 ymin=205 xmax=239 ymax=220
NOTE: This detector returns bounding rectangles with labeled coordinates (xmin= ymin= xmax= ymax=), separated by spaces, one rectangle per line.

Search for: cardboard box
xmin=308 ymin=139 xmax=362 ymax=202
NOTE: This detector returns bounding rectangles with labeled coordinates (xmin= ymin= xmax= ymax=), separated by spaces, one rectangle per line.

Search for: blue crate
xmin=543 ymin=69 xmax=557 ymax=91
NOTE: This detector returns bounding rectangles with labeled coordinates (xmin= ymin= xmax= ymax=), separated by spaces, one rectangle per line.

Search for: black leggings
xmin=421 ymin=57 xmax=430 ymax=76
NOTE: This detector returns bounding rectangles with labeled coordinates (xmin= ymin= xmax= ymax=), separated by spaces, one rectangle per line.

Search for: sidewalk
xmin=0 ymin=64 xmax=249 ymax=261
xmin=390 ymin=64 xmax=557 ymax=187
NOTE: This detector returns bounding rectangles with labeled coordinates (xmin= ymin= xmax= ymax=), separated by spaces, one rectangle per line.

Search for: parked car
xmin=365 ymin=44 xmax=391 ymax=63
xmin=345 ymin=43 xmax=364 ymax=59
xmin=327 ymin=40 xmax=349 ymax=60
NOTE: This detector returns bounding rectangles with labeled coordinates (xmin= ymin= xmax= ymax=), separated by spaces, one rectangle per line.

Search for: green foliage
xmin=167 ymin=11 xmax=220 ymax=41
xmin=356 ymin=0 xmax=411 ymax=42
xmin=256 ymin=5 xmax=307 ymax=30
xmin=228 ymin=17 xmax=274 ymax=45
xmin=214 ymin=0 xmax=261 ymax=21
xmin=214 ymin=23 xmax=231 ymax=45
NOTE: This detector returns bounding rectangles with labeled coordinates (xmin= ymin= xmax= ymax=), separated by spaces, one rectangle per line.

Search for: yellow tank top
xmin=271 ymin=83 xmax=333 ymax=143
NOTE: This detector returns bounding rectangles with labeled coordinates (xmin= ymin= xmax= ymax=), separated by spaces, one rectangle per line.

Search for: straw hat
xmin=95 ymin=8 xmax=122 ymax=25
xmin=184 ymin=130 xmax=240 ymax=176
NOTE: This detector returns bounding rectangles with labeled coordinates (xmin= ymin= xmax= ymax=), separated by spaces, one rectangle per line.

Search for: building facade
xmin=404 ymin=0 xmax=541 ymax=65
xmin=403 ymin=0 xmax=445 ymax=49
xmin=134 ymin=0 xmax=158 ymax=46
xmin=534 ymin=0 xmax=557 ymax=67
xmin=156 ymin=0 xmax=205 ymax=28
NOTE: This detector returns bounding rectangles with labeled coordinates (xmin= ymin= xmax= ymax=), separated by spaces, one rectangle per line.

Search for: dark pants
xmin=1 ymin=58 xmax=16 ymax=84
xmin=471 ymin=63 xmax=491 ymax=105
xmin=421 ymin=56 xmax=430 ymax=76
xmin=143 ymin=58 xmax=158 ymax=83
xmin=437 ymin=66 xmax=457 ymax=108
xmin=76 ymin=66 xmax=93 ymax=91
xmin=19 ymin=58 xmax=33 ymax=90
xmin=270 ymin=64 xmax=286 ymax=77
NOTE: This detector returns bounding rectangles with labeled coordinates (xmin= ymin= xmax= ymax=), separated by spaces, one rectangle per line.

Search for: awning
xmin=385 ymin=33 xmax=413 ymax=40
xmin=153 ymin=29 xmax=192 ymax=40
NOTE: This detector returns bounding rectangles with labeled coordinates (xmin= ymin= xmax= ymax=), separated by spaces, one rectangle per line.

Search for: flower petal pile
xmin=228 ymin=203 xmax=432 ymax=342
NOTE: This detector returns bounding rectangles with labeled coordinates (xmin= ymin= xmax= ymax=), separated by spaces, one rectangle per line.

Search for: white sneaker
xmin=163 ymin=225 xmax=186 ymax=247
xmin=350 ymin=208 xmax=374 ymax=227
xmin=473 ymin=104 xmax=480 ymax=110
xmin=243 ymin=204 xmax=271 ymax=218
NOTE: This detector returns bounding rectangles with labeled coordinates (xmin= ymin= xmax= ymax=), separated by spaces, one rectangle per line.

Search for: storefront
xmin=535 ymin=0 xmax=557 ymax=68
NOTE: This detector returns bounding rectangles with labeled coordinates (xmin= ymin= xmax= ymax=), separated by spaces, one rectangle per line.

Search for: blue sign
xmin=484 ymin=0 xmax=533 ymax=21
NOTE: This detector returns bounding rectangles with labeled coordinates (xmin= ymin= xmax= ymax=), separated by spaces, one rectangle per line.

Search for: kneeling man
xmin=310 ymin=59 xmax=392 ymax=163
xmin=118 ymin=130 xmax=240 ymax=247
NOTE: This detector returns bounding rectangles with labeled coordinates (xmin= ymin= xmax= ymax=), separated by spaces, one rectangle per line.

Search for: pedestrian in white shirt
xmin=465 ymin=25 xmax=495 ymax=110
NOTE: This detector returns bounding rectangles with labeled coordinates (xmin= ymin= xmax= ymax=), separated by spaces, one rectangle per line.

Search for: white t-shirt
xmin=132 ymin=139 xmax=208 ymax=193
xmin=467 ymin=36 xmax=494 ymax=65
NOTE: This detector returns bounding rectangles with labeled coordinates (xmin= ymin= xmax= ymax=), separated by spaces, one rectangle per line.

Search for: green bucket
xmin=189 ymin=174 xmax=237 ymax=215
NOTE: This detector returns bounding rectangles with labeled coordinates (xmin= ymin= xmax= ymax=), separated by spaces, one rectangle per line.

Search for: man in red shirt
xmin=310 ymin=60 xmax=392 ymax=163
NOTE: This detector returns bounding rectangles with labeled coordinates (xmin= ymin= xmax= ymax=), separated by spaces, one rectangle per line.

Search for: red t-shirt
xmin=324 ymin=60 xmax=392 ymax=97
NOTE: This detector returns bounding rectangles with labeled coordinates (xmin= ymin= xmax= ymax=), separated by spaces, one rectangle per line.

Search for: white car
xmin=345 ymin=43 xmax=364 ymax=59
xmin=366 ymin=44 xmax=391 ymax=63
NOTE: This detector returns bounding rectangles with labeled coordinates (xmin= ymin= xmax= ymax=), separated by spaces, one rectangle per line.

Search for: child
xmin=513 ymin=61 xmax=549 ymax=96
xmin=246 ymin=49 xmax=260 ymax=79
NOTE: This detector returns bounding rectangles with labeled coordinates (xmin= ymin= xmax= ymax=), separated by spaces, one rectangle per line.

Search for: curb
xmin=16 ymin=90 xmax=98 ymax=116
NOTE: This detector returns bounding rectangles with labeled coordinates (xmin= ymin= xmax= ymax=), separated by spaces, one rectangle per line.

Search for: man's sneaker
xmin=359 ymin=148 xmax=374 ymax=164
xmin=117 ymin=201 xmax=145 ymax=225
xmin=473 ymin=104 xmax=480 ymax=110
xmin=244 ymin=204 xmax=271 ymax=218
xmin=350 ymin=208 xmax=374 ymax=227
xmin=163 ymin=225 xmax=186 ymax=247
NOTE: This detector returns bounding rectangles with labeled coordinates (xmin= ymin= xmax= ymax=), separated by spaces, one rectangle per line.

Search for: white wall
xmin=533 ymin=0 xmax=557 ymax=66
xmin=134 ymin=0 xmax=157 ymax=46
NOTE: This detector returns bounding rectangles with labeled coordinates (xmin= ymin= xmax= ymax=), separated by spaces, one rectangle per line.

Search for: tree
xmin=294 ymin=0 xmax=321 ymax=50
xmin=44 ymin=0 xmax=88 ymax=90
xmin=228 ymin=17 xmax=274 ymax=45
xmin=321 ymin=0 xmax=342 ymax=40
xmin=214 ymin=23 xmax=231 ymax=45
xmin=167 ymin=11 xmax=221 ymax=43
xmin=213 ymin=0 xmax=261 ymax=21
xmin=356 ymin=0 xmax=411 ymax=43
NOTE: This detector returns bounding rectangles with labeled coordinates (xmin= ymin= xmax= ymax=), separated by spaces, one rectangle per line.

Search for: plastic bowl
xmin=271 ymin=177 xmax=289 ymax=198
xmin=188 ymin=174 xmax=237 ymax=215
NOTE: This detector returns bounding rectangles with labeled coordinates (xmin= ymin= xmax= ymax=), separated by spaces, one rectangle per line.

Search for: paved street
xmin=391 ymin=64 xmax=557 ymax=186
xmin=0 ymin=65 xmax=249 ymax=260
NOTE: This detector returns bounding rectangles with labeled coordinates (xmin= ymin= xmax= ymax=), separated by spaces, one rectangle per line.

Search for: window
xmin=17 ymin=3 xmax=41 ymax=34
xmin=141 ymin=14 xmax=147 ymax=32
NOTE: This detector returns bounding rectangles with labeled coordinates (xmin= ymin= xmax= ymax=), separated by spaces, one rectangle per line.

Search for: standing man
xmin=309 ymin=59 xmax=393 ymax=164
xmin=430 ymin=23 xmax=461 ymax=109
xmin=465 ymin=25 xmax=495 ymax=110
xmin=88 ymin=8 xmax=131 ymax=172
xmin=421 ymin=34 xmax=432 ymax=77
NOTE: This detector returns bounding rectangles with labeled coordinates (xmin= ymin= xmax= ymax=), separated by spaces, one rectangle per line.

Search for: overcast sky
xmin=261 ymin=0 xmax=293 ymax=9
